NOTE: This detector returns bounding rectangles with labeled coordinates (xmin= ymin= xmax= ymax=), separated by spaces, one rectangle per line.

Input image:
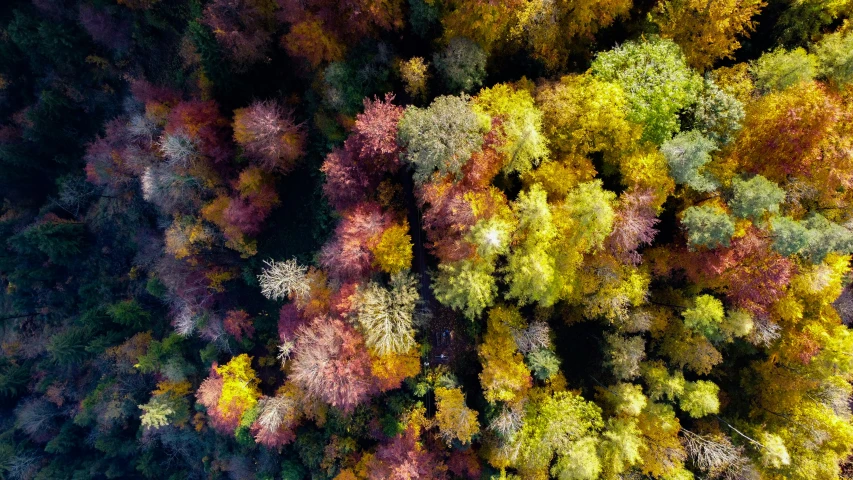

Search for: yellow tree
xmin=434 ymin=387 xmax=480 ymax=445
xmin=216 ymin=354 xmax=262 ymax=422
xmin=654 ymin=0 xmax=766 ymax=70
xmin=478 ymin=306 xmax=532 ymax=404
xmin=535 ymin=73 xmax=639 ymax=162
xmin=512 ymin=0 xmax=633 ymax=69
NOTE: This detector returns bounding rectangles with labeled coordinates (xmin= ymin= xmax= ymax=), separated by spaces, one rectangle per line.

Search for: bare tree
xmin=257 ymin=259 xmax=310 ymax=301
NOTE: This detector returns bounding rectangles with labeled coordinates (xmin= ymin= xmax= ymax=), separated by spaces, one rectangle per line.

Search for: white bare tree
xmin=257 ymin=259 xmax=310 ymax=301
xmin=355 ymin=273 xmax=419 ymax=356
xmin=682 ymin=429 xmax=751 ymax=479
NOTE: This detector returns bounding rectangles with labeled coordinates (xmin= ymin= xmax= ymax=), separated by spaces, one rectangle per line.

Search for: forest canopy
xmin=2 ymin=0 xmax=853 ymax=479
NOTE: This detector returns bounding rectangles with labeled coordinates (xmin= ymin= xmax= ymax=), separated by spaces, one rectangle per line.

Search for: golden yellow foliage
xmin=370 ymin=223 xmax=413 ymax=274
xmin=654 ymin=0 xmax=765 ymax=70
xmin=434 ymin=387 xmax=480 ymax=445
xmin=478 ymin=306 xmax=532 ymax=403
xmin=370 ymin=347 xmax=422 ymax=392
xmin=216 ymin=354 xmax=261 ymax=418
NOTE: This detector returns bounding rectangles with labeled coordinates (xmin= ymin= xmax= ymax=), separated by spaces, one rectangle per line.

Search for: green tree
xmin=681 ymin=205 xmax=735 ymax=249
xmin=433 ymin=258 xmax=497 ymax=319
xmin=397 ymin=95 xmax=489 ymax=183
xmin=661 ymin=130 xmax=718 ymax=192
xmin=693 ymin=78 xmax=744 ymax=145
xmin=433 ymin=37 xmax=488 ymax=93
xmin=591 ymin=37 xmax=701 ymax=144
xmin=526 ymin=349 xmax=561 ymax=380
xmin=516 ymin=391 xmax=604 ymax=477
xmin=107 ymin=300 xmax=151 ymax=330
xmin=814 ymin=30 xmax=853 ymax=87
xmin=679 ymin=380 xmax=720 ymax=417
xmin=729 ymin=175 xmax=785 ymax=221
xmin=682 ymin=294 xmax=726 ymax=339
xmin=770 ymin=216 xmax=811 ymax=257
xmin=750 ymin=47 xmax=818 ymax=92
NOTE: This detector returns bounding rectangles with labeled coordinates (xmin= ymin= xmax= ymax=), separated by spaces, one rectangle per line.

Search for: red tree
xmin=607 ymin=187 xmax=660 ymax=265
xmin=278 ymin=303 xmax=307 ymax=341
xmin=320 ymin=202 xmax=392 ymax=280
xmin=290 ymin=317 xmax=376 ymax=412
xmin=321 ymin=95 xmax=404 ymax=210
xmin=165 ymin=101 xmax=232 ymax=165
xmin=367 ymin=428 xmax=448 ymax=480
xmin=233 ymin=101 xmax=306 ymax=172
xmin=224 ymin=310 xmax=255 ymax=341
xmin=202 ymin=0 xmax=275 ymax=70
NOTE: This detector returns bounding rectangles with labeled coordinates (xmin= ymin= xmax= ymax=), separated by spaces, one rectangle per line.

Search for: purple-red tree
xmin=290 ymin=317 xmax=376 ymax=412
xmin=321 ymin=94 xmax=404 ymax=210
xmin=367 ymin=428 xmax=448 ymax=480
xmin=320 ymin=202 xmax=392 ymax=280
xmin=233 ymin=101 xmax=306 ymax=172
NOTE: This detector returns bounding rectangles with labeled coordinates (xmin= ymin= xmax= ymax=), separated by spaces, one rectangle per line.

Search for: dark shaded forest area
xmin=2 ymin=0 xmax=853 ymax=479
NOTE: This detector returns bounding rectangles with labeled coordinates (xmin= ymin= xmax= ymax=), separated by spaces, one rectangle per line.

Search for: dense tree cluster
xmin=2 ymin=0 xmax=853 ymax=479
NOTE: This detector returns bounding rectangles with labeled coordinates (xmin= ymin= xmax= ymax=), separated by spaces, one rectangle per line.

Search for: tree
xmin=510 ymin=0 xmax=633 ymax=70
xmin=354 ymin=273 xmax=419 ymax=356
xmin=682 ymin=294 xmax=725 ymax=339
xmin=478 ymin=306 xmax=532 ymax=404
xmin=215 ymin=354 xmax=261 ymax=428
xmin=281 ymin=16 xmax=345 ymax=68
xmin=432 ymin=259 xmax=498 ymax=319
xmin=505 ymin=184 xmax=560 ymax=306
xmin=526 ymin=349 xmax=561 ymax=380
xmin=438 ymin=0 xmax=522 ymax=52
xmin=605 ymin=334 xmax=645 ymax=380
xmin=371 ymin=348 xmax=422 ymax=391
xmin=692 ymin=77 xmax=745 ymax=145
xmin=598 ymin=417 xmax=644 ymax=476
xmin=321 ymin=94 xmax=404 ymax=209
xmin=367 ymin=429 xmax=448 ymax=479
xmin=138 ymin=396 xmax=175 ymax=430
xmin=729 ymin=175 xmax=784 ymax=221
xmin=400 ymin=57 xmax=430 ymax=99
xmin=679 ymin=380 xmax=720 ymax=417
xmin=434 ymin=387 xmax=480 ymax=445
xmin=802 ymin=214 xmax=853 ymax=263
xmin=758 ymin=431 xmax=791 ymax=468
xmin=536 ymin=74 xmax=639 ymax=160
xmin=814 ymin=30 xmax=853 ymax=87
xmin=661 ymin=130 xmax=718 ymax=192
xmin=107 ymin=299 xmax=151 ymax=329
xmin=515 ymin=391 xmax=604 ymax=478
xmin=202 ymin=0 xmax=276 ymax=70
xmin=432 ymin=37 xmax=487 ymax=93
xmin=471 ymin=83 xmax=549 ymax=175
xmin=653 ymin=0 xmax=765 ymax=69
xmin=290 ymin=317 xmax=375 ymax=412
xmin=258 ymin=259 xmax=310 ymax=301
xmin=681 ymin=429 xmax=749 ymax=478
xmin=320 ymin=202 xmax=392 ymax=280
xmin=370 ymin=223 xmax=413 ymax=274
xmin=730 ymin=81 xmax=838 ymax=181
xmin=196 ymin=355 xmax=262 ymax=434
xmin=223 ymin=310 xmax=255 ymax=342
xmin=397 ymin=95 xmax=488 ymax=183
xmin=607 ymin=188 xmax=660 ymax=265
xmin=251 ymin=392 xmax=300 ymax=449
xmin=233 ymin=101 xmax=306 ymax=172
xmin=681 ymin=205 xmax=735 ymax=249
xmin=751 ymin=47 xmax=818 ymax=92
xmin=591 ymin=37 xmax=701 ymax=144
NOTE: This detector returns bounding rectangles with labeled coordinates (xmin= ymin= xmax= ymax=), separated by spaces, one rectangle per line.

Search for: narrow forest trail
xmin=400 ymin=170 xmax=433 ymax=309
